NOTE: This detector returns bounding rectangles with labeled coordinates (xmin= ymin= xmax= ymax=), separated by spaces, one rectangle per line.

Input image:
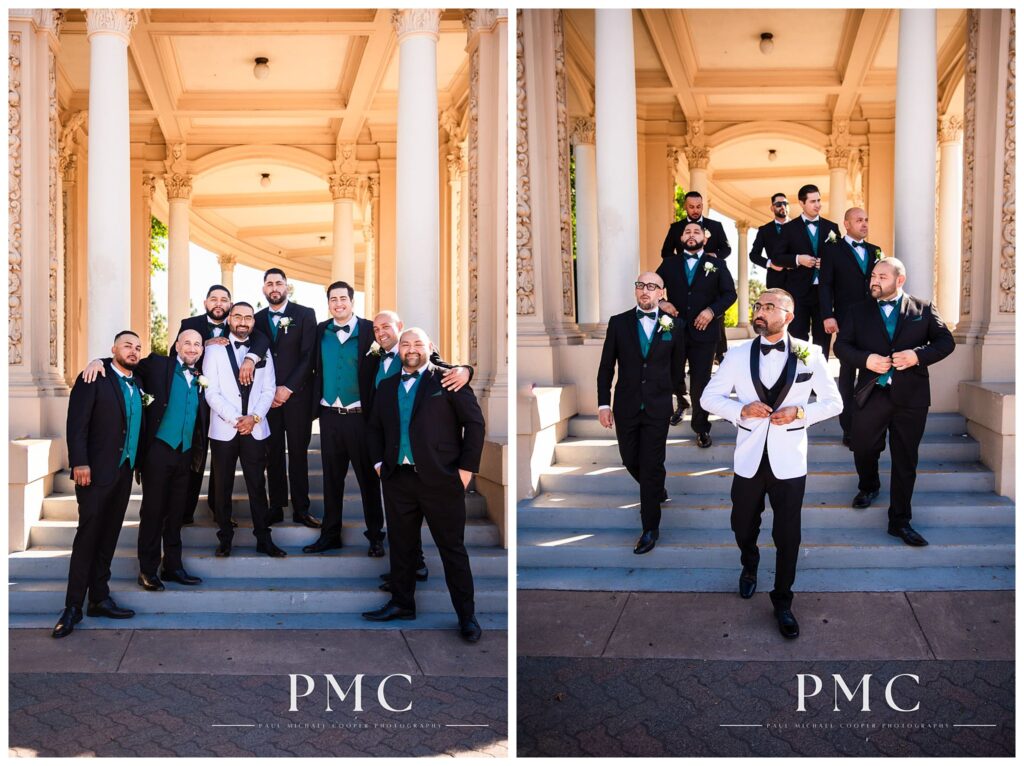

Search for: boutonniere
xmin=703 ymin=262 xmax=717 ymax=275
xmin=793 ymin=344 xmax=811 ymax=366
xmin=196 ymin=375 xmax=210 ymax=390
xmin=141 ymin=391 xmax=155 ymax=407
xmin=657 ymin=315 xmax=674 ymax=334
xmin=874 ymin=248 xmax=885 ymax=262
xmin=825 ymin=230 xmax=838 ymax=244
xmin=703 ymin=228 xmax=712 ymax=241
xmin=366 ymin=341 xmax=383 ymax=357
xmin=278 ymin=317 xmax=293 ymax=334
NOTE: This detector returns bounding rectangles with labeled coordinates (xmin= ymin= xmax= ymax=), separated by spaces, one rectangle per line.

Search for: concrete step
xmin=41 ymin=490 xmax=489 ymax=521
xmin=516 ymin=527 xmax=1014 ymax=569
xmin=516 ymin=566 xmax=1015 ymax=593
xmin=567 ymin=413 xmax=968 ymax=439
xmin=8 ymin=576 xmax=508 ymax=615
xmin=517 ymin=491 xmax=1016 ymax=529
xmin=7 ymin=612 xmax=509 ymax=631
xmin=553 ymin=433 xmax=980 ymax=466
xmin=9 ymin=545 xmax=508 ymax=580
xmin=537 ymin=462 xmax=994 ymax=495
xmin=28 ymin=518 xmax=501 ymax=549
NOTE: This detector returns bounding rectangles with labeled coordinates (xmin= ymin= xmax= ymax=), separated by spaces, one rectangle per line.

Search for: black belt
xmin=321 ymin=405 xmax=362 ymax=415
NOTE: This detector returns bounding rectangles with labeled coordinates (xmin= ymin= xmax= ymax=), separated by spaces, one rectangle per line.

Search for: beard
xmin=206 ymin=306 xmax=227 ymax=321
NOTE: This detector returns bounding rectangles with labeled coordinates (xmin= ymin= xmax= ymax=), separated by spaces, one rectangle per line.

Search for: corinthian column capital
xmin=391 ymin=9 xmax=441 ymax=42
xmin=85 ymin=9 xmax=139 ymax=42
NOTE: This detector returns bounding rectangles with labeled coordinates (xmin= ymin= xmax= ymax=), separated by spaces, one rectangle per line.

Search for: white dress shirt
xmin=758 ymin=334 xmax=790 ymax=388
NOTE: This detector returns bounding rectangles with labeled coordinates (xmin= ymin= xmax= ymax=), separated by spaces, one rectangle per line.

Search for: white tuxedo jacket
xmin=700 ymin=336 xmax=842 ymax=479
xmin=203 ymin=342 xmax=277 ymax=442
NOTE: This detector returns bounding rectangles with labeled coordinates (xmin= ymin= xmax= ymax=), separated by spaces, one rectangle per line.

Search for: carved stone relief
xmin=515 ymin=10 xmax=535 ymax=317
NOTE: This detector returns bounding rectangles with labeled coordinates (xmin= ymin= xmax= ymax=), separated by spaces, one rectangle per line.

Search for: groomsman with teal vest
xmin=363 ymin=328 xmax=486 ymax=643
xmin=53 ymin=331 xmax=147 ymax=638
xmin=370 ymin=310 xmax=473 ymax=593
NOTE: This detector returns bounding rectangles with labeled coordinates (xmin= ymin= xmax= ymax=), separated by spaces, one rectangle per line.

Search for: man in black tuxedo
xmin=597 ymin=272 xmax=686 ymax=554
xmin=53 ymin=331 xmax=145 ymax=638
xmin=254 ymin=269 xmax=320 ymax=529
xmin=660 ymin=190 xmax=732 ymax=416
xmin=819 ymin=207 xmax=883 ymax=447
xmin=363 ymin=327 xmax=486 ymax=643
xmin=771 ymin=184 xmax=841 ymax=356
xmin=748 ymin=192 xmax=792 ymax=290
xmin=657 ymin=222 xmax=738 ymax=448
xmin=174 ymin=285 xmax=269 ymax=525
xmin=834 ymin=257 xmax=955 ymax=546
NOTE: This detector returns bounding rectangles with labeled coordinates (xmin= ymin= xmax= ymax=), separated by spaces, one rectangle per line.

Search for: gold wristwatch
xmin=796 ymin=406 xmax=805 ymax=420
xmin=253 ymin=414 xmax=262 ymax=423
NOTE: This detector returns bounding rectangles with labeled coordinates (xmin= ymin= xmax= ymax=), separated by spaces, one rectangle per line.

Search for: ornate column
xmin=365 ymin=173 xmax=380 ymax=318
xmin=446 ymin=149 xmax=465 ymax=361
xmin=329 ymin=142 xmax=359 ymax=284
xmin=683 ymin=121 xmax=710 ymax=200
xmin=735 ymin=220 xmax=750 ymax=328
xmin=572 ymin=117 xmax=599 ymax=327
xmin=894 ymin=9 xmax=938 ymax=300
xmin=218 ymin=253 xmax=237 ymax=296
xmin=667 ymin=146 xmax=681 ymax=220
xmin=936 ymin=114 xmax=964 ymax=324
xmin=163 ymin=143 xmax=192 ymax=339
xmin=59 ymin=110 xmax=87 ymax=386
xmin=595 ymin=8 xmax=640 ymax=325
xmin=393 ymin=9 xmax=442 ymax=342
xmin=130 ymin=167 xmax=154 ymax=351
xmin=826 ymin=120 xmax=851 ymax=219
xmin=85 ymin=8 xmax=137 ymax=358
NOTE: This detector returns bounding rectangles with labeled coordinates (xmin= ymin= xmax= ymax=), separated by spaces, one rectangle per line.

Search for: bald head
xmin=373 ymin=310 xmax=403 ymax=350
xmin=635 ymin=271 xmax=665 ymax=311
xmin=175 ymin=328 xmax=203 ymax=366
xmin=844 ymin=207 xmax=869 ymax=240
xmin=398 ymin=327 xmax=432 ymax=372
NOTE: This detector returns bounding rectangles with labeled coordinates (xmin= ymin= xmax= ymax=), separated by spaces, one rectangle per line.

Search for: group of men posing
xmin=598 ymin=185 xmax=954 ymax=639
xmin=52 ymin=268 xmax=487 ymax=643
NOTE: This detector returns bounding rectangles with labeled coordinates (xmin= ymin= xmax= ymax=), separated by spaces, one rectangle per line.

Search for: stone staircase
xmin=10 ymin=427 xmax=508 ymax=630
xmin=518 ymin=410 xmax=1014 ymax=593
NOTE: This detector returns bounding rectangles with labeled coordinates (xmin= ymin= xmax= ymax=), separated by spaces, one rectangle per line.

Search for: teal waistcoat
xmin=156 ymin=364 xmax=200 ymax=452
xmin=397 ymin=373 xmax=421 ymax=464
xmin=321 ymin=322 xmax=361 ymax=405
xmin=684 ymin=256 xmax=699 ymax=286
xmin=117 ymin=374 xmax=142 ymax=468
xmin=876 ymin=297 xmax=901 ymax=387
xmin=375 ymin=351 xmax=401 ymax=389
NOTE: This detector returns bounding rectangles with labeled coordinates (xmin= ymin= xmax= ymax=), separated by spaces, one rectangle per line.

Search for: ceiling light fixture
xmin=759 ymin=33 xmax=774 ymax=55
xmin=253 ymin=56 xmax=270 ymax=80
xmin=260 ymin=173 xmax=271 ymax=188
xmin=768 ymin=149 xmax=777 ymax=162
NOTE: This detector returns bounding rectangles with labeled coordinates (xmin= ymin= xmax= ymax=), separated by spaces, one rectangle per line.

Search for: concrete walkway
xmin=517 ymin=591 xmax=1013 ymax=756
xmin=10 ymin=628 xmax=507 ymax=757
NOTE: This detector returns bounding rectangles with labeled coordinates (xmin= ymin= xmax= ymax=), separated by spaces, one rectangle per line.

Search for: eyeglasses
xmin=752 ymin=302 xmax=789 ymax=314
xmin=634 ymin=281 xmax=663 ymax=291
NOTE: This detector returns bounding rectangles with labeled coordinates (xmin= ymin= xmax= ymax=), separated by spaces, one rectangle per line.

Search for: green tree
xmin=149 ymin=216 xmax=169 ymax=355
xmin=673 ymin=185 xmax=687 ymax=221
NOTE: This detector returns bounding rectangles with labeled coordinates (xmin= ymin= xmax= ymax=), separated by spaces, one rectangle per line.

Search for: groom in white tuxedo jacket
xmin=701 ymin=288 xmax=842 ymax=639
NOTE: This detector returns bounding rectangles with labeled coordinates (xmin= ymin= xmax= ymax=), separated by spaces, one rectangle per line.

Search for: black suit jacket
xmin=656 ymin=252 xmax=738 ymax=343
xmin=661 ymin=216 xmax=732 ymax=260
xmin=833 ymin=293 xmax=955 ymax=408
xmin=597 ymin=308 xmax=686 ymax=419
xmin=818 ymin=238 xmax=881 ymax=322
xmin=749 ymin=219 xmax=790 ymax=289
xmin=254 ymin=302 xmax=317 ymax=395
xmin=771 ymin=216 xmax=842 ymax=300
xmin=66 ymin=360 xmax=148 ymax=486
xmin=174 ymin=314 xmax=270 ymax=373
xmin=130 ymin=353 xmax=210 ymax=473
xmin=367 ymin=364 xmax=486 ymax=490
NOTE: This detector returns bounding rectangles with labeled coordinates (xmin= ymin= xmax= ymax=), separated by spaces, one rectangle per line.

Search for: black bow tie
xmin=878 ymin=299 xmax=898 ymax=308
xmin=181 ymin=363 xmax=197 ymax=376
xmin=760 ymin=340 xmax=786 ymax=355
xmin=687 ymin=218 xmax=701 ymax=225
xmin=122 ymin=376 xmax=137 ymax=386
xmin=850 ymin=240 xmax=865 ymax=248
xmin=383 ymin=351 xmax=395 ymax=360
xmin=271 ymin=310 xmax=285 ymax=317
xmin=804 ymin=218 xmax=819 ymax=226
xmin=233 ymin=340 xmax=249 ymax=349
xmin=401 ymin=371 xmax=420 ymax=382
xmin=636 ymin=310 xmax=656 ymax=320
xmin=327 ymin=323 xmax=351 ymax=334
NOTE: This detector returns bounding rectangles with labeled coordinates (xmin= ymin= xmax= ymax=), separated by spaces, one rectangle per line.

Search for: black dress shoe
xmin=293 ymin=512 xmax=322 ymax=529
xmin=633 ymin=529 xmax=659 ymax=555
xmin=459 ymin=615 xmax=483 ymax=643
xmin=367 ymin=539 xmax=386 ymax=558
xmin=137 ymin=572 xmax=165 ymax=591
xmin=51 ymin=606 xmax=83 ymax=639
xmin=659 ymin=488 xmax=670 ymax=503
xmin=696 ymin=432 xmax=712 ymax=448
xmin=231 ymin=519 xmax=238 ymax=528
xmin=302 ymin=536 xmax=343 ymax=554
xmin=86 ymin=598 xmax=135 ymax=619
xmin=268 ymin=507 xmax=284 ymax=526
xmin=256 ymin=539 xmax=288 ymax=557
xmin=888 ymin=525 xmax=928 ymax=547
xmin=160 ymin=568 xmax=202 ymax=586
xmin=669 ymin=399 xmax=689 ymax=427
xmin=362 ymin=602 xmax=416 ymax=621
xmin=852 ymin=489 xmax=879 ymax=509
xmin=775 ymin=608 xmax=799 ymax=639
xmin=215 ymin=543 xmax=232 ymax=557
xmin=739 ymin=569 xmax=757 ymax=599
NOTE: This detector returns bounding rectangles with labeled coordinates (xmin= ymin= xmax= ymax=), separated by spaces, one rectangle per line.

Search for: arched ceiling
xmin=55 ymin=8 xmax=472 ymax=283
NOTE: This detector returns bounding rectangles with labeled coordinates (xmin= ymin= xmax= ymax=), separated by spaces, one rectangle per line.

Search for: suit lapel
xmin=772 ymin=348 xmax=800 ymax=410
xmin=105 ymin=362 xmax=128 ymax=429
xmin=843 ymin=240 xmax=866 ymax=272
xmin=265 ymin=309 xmax=278 ymax=347
xmin=749 ymin=341 xmax=771 ymax=405
xmin=410 ymin=366 xmax=435 ymax=419
xmin=891 ymin=294 xmax=914 ymax=344
xmin=165 ymin=354 xmax=177 ymax=400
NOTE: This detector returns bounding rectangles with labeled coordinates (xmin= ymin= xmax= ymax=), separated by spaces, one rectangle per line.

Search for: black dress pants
xmin=851 ymin=386 xmax=928 ymax=527
xmin=382 ymin=465 xmax=474 ymax=619
xmin=319 ymin=408 xmax=385 ymax=543
xmin=184 ymin=440 xmax=214 ymax=521
xmin=138 ymin=439 xmax=192 ymax=574
xmin=614 ymin=408 xmax=670 ymax=532
xmin=65 ymin=462 xmax=134 ymax=607
xmin=266 ymin=391 xmax=313 ymax=514
xmin=730 ymin=451 xmax=806 ymax=610
xmin=789 ymin=292 xmax=830 ymax=358
xmin=210 ymin=434 xmax=272 ymax=545
xmin=682 ymin=339 xmax=717 ymax=435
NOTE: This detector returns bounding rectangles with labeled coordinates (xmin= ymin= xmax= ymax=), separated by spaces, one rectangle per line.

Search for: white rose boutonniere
xmin=703 ymin=262 xmax=717 ymax=275
xmin=793 ymin=344 xmax=811 ymax=366
xmin=197 ymin=375 xmax=210 ymax=390
xmin=366 ymin=341 xmax=383 ymax=357
xmin=657 ymin=315 xmax=674 ymax=333
xmin=825 ymin=230 xmax=838 ymax=244
xmin=278 ymin=317 xmax=293 ymax=334
xmin=141 ymin=391 xmax=155 ymax=407
xmin=703 ymin=228 xmax=712 ymax=241
xmin=874 ymin=248 xmax=885 ymax=262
